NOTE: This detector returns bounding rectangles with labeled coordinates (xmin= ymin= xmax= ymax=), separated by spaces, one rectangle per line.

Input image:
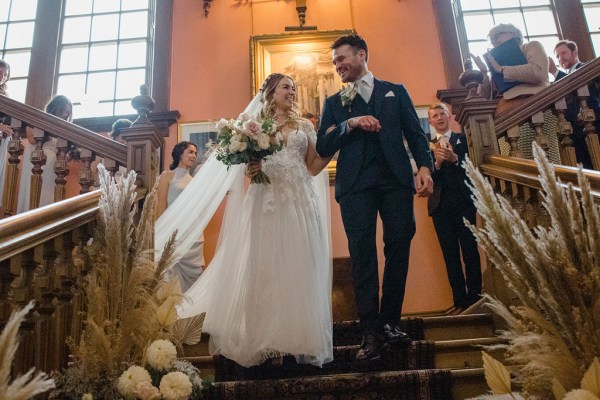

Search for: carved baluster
xmin=28 ymin=128 xmax=48 ymax=211
xmin=12 ymin=249 xmax=38 ymax=374
xmin=576 ymin=85 xmax=600 ymax=169
xmin=54 ymin=137 xmax=70 ymax=202
xmin=554 ymin=98 xmax=577 ymax=166
xmin=103 ymin=157 xmax=119 ymax=178
xmin=530 ymin=111 xmax=549 ymax=155
xmin=79 ymin=148 xmax=95 ymax=194
xmin=3 ymin=118 xmax=24 ymax=217
xmin=522 ymin=186 xmax=537 ymax=229
xmin=0 ymin=259 xmax=17 ymax=324
xmin=35 ymin=240 xmax=59 ymax=371
xmin=54 ymin=231 xmax=76 ymax=368
xmin=506 ymin=126 xmax=524 ymax=158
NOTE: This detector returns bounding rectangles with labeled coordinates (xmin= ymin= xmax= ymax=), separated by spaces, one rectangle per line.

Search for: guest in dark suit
xmin=316 ymin=34 xmax=433 ymax=361
xmin=427 ymin=103 xmax=482 ymax=315
xmin=549 ymin=40 xmax=600 ymax=169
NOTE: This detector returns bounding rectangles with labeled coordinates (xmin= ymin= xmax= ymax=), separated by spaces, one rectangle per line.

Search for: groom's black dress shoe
xmin=355 ymin=331 xmax=386 ymax=361
xmin=383 ymin=322 xmax=411 ymax=343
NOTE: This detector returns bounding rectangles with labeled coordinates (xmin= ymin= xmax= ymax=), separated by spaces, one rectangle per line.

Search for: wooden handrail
xmin=486 ymin=154 xmax=600 ymax=189
xmin=494 ymin=57 xmax=600 ymax=135
xmin=0 ymin=95 xmax=127 ymax=164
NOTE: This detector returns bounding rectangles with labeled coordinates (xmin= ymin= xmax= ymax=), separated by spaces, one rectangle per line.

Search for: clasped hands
xmin=433 ymin=142 xmax=458 ymax=170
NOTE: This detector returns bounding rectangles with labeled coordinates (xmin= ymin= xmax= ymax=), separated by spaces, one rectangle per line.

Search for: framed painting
xmin=177 ymin=120 xmax=219 ymax=171
xmin=250 ymin=29 xmax=354 ymax=126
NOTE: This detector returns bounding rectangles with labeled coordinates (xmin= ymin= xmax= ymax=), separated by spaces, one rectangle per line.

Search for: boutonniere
xmin=340 ymin=85 xmax=358 ymax=109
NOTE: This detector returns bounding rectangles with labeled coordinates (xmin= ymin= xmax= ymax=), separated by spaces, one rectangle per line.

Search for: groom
xmin=316 ymin=34 xmax=433 ymax=361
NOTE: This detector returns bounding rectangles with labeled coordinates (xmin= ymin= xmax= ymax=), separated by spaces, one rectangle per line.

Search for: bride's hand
xmin=246 ymin=161 xmax=262 ymax=178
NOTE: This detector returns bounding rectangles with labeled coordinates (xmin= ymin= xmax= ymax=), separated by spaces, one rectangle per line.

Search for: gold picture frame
xmin=250 ymin=29 xmax=354 ymax=121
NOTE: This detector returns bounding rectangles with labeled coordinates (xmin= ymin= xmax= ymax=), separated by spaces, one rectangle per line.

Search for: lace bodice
xmin=255 ymin=119 xmax=318 ymax=211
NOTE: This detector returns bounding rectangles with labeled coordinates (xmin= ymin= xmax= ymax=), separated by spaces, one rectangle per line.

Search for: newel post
xmin=456 ymin=60 xmax=500 ymax=167
xmin=120 ymin=85 xmax=164 ymax=191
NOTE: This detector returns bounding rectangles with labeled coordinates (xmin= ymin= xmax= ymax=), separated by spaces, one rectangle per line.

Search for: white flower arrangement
xmin=116 ymin=340 xmax=203 ymax=400
xmin=213 ymin=113 xmax=283 ymax=184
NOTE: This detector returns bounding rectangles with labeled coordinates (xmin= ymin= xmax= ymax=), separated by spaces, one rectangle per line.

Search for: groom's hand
xmin=348 ymin=116 xmax=381 ymax=133
xmin=415 ymin=166 xmax=433 ymax=198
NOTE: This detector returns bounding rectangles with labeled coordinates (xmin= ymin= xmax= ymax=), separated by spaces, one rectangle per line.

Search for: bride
xmin=156 ymin=73 xmax=333 ymax=368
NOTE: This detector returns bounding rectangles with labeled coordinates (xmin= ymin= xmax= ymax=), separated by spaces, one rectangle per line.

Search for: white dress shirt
xmin=350 ymin=71 xmax=374 ymax=103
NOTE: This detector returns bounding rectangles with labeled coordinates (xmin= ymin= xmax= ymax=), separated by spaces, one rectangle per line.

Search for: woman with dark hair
xmin=0 ymin=59 xmax=12 ymax=210
xmin=156 ymin=141 xmax=204 ymax=291
xmin=17 ymin=95 xmax=72 ymax=212
xmin=110 ymin=118 xmax=132 ymax=144
xmin=159 ymin=73 xmax=333 ymax=368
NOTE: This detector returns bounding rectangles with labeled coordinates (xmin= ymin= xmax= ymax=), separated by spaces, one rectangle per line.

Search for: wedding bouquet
xmin=116 ymin=339 xmax=205 ymax=400
xmin=213 ymin=113 xmax=283 ymax=184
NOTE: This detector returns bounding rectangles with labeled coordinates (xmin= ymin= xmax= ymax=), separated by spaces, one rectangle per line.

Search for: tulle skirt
xmin=178 ymin=175 xmax=333 ymax=368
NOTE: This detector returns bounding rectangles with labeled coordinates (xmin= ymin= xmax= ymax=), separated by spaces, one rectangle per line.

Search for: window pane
xmin=8 ymin=78 xmax=27 ymax=102
xmin=59 ymin=46 xmax=89 ymax=73
xmin=9 ymin=0 xmax=37 ymax=21
xmin=119 ymin=11 xmax=148 ymax=39
xmin=57 ymin=74 xmax=87 ymax=102
xmin=534 ymin=35 xmax=560 ymax=58
xmin=583 ymin=6 xmax=600 ymax=33
xmin=89 ymin=43 xmax=117 ymax=71
xmin=114 ymin=99 xmax=134 ymax=115
xmin=91 ymin=14 xmax=119 ymax=42
xmin=62 ymin=16 xmax=91 ymax=44
xmin=122 ymin=0 xmax=149 ymax=11
xmin=489 ymin=0 xmax=520 ymax=8
xmin=492 ymin=11 xmax=526 ymax=34
xmin=87 ymin=71 xmax=116 ymax=100
xmin=117 ymin=41 xmax=146 ymax=68
xmin=522 ymin=9 xmax=557 ymax=36
xmin=468 ymin=41 xmax=489 ymax=59
xmin=459 ymin=0 xmax=490 ymax=11
xmin=0 ymin=24 xmax=6 ymax=46
xmin=93 ymin=0 xmax=121 ymax=14
xmin=64 ymin=0 xmax=93 ymax=16
xmin=591 ymin=33 xmax=600 ymax=57
xmin=464 ymin=13 xmax=494 ymax=40
xmin=0 ymin=3 xmax=9 ymax=22
xmin=115 ymin=69 xmax=145 ymax=98
xmin=5 ymin=22 xmax=35 ymax=48
xmin=3 ymin=51 xmax=30 ymax=78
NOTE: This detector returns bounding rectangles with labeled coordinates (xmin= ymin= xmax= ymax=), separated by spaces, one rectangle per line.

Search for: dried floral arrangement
xmin=0 ymin=301 xmax=55 ymax=399
xmin=50 ymin=165 xmax=204 ymax=399
xmin=464 ymin=143 xmax=600 ymax=399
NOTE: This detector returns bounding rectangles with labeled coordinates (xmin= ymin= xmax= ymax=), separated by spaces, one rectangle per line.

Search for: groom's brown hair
xmin=331 ymin=34 xmax=369 ymax=62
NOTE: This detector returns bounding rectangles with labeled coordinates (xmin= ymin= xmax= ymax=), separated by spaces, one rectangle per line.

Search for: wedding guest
xmin=156 ymin=141 xmax=204 ymax=292
xmin=427 ymin=103 xmax=481 ymax=315
xmin=472 ymin=23 xmax=560 ymax=164
xmin=17 ymin=95 xmax=72 ymax=213
xmin=110 ymin=118 xmax=132 ymax=144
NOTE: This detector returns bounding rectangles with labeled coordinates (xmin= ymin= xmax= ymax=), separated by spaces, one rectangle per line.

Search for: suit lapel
xmin=370 ymin=79 xmax=385 ymax=118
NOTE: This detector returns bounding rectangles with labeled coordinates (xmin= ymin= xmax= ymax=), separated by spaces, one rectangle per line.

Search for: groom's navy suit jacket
xmin=316 ymin=79 xmax=432 ymax=200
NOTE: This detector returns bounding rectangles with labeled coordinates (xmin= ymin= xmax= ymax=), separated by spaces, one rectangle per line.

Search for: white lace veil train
xmin=155 ymin=92 xmax=332 ymax=297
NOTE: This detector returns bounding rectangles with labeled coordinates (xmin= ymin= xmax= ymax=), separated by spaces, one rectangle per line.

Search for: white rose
xmin=117 ymin=365 xmax=152 ymax=397
xmin=215 ymin=118 xmax=229 ymax=130
xmin=146 ymin=339 xmax=177 ymax=371
xmin=159 ymin=371 xmax=193 ymax=400
xmin=257 ymin=133 xmax=271 ymax=150
xmin=238 ymin=141 xmax=248 ymax=152
xmin=238 ymin=112 xmax=250 ymax=122
xmin=229 ymin=140 xmax=241 ymax=153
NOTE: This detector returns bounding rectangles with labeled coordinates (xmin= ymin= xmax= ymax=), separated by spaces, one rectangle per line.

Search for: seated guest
xmin=17 ymin=95 xmax=72 ymax=213
xmin=549 ymin=40 xmax=599 ymax=169
xmin=156 ymin=141 xmax=204 ymax=291
xmin=110 ymin=118 xmax=132 ymax=144
xmin=427 ymin=103 xmax=481 ymax=315
xmin=471 ymin=23 xmax=560 ymax=164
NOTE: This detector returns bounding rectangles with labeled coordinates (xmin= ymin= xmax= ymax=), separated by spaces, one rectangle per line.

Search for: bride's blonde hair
xmin=260 ymin=73 xmax=302 ymax=128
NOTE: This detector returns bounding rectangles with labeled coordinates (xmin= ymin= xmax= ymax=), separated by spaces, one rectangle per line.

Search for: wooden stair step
xmin=423 ymin=313 xmax=495 ymax=341
xmin=434 ymin=337 xmax=507 ymax=369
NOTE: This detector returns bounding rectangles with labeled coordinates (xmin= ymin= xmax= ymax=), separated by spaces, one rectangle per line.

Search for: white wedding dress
xmin=163 ymin=119 xmax=333 ymax=368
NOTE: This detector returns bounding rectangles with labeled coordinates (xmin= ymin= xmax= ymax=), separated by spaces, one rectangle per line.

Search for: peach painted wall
xmin=168 ymin=0 xmax=458 ymax=313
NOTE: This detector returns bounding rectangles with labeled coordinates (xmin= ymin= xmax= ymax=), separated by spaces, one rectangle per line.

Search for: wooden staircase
xmin=181 ymin=312 xmax=500 ymax=399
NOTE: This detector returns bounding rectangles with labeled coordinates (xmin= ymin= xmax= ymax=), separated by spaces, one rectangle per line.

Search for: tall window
xmin=581 ymin=0 xmax=600 ymax=55
xmin=0 ymin=0 xmax=38 ymax=102
xmin=56 ymin=0 xmax=153 ymax=117
xmin=454 ymin=0 xmax=560 ymax=67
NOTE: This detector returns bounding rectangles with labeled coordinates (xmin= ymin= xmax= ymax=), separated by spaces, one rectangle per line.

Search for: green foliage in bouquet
xmin=464 ymin=143 xmax=600 ymax=398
